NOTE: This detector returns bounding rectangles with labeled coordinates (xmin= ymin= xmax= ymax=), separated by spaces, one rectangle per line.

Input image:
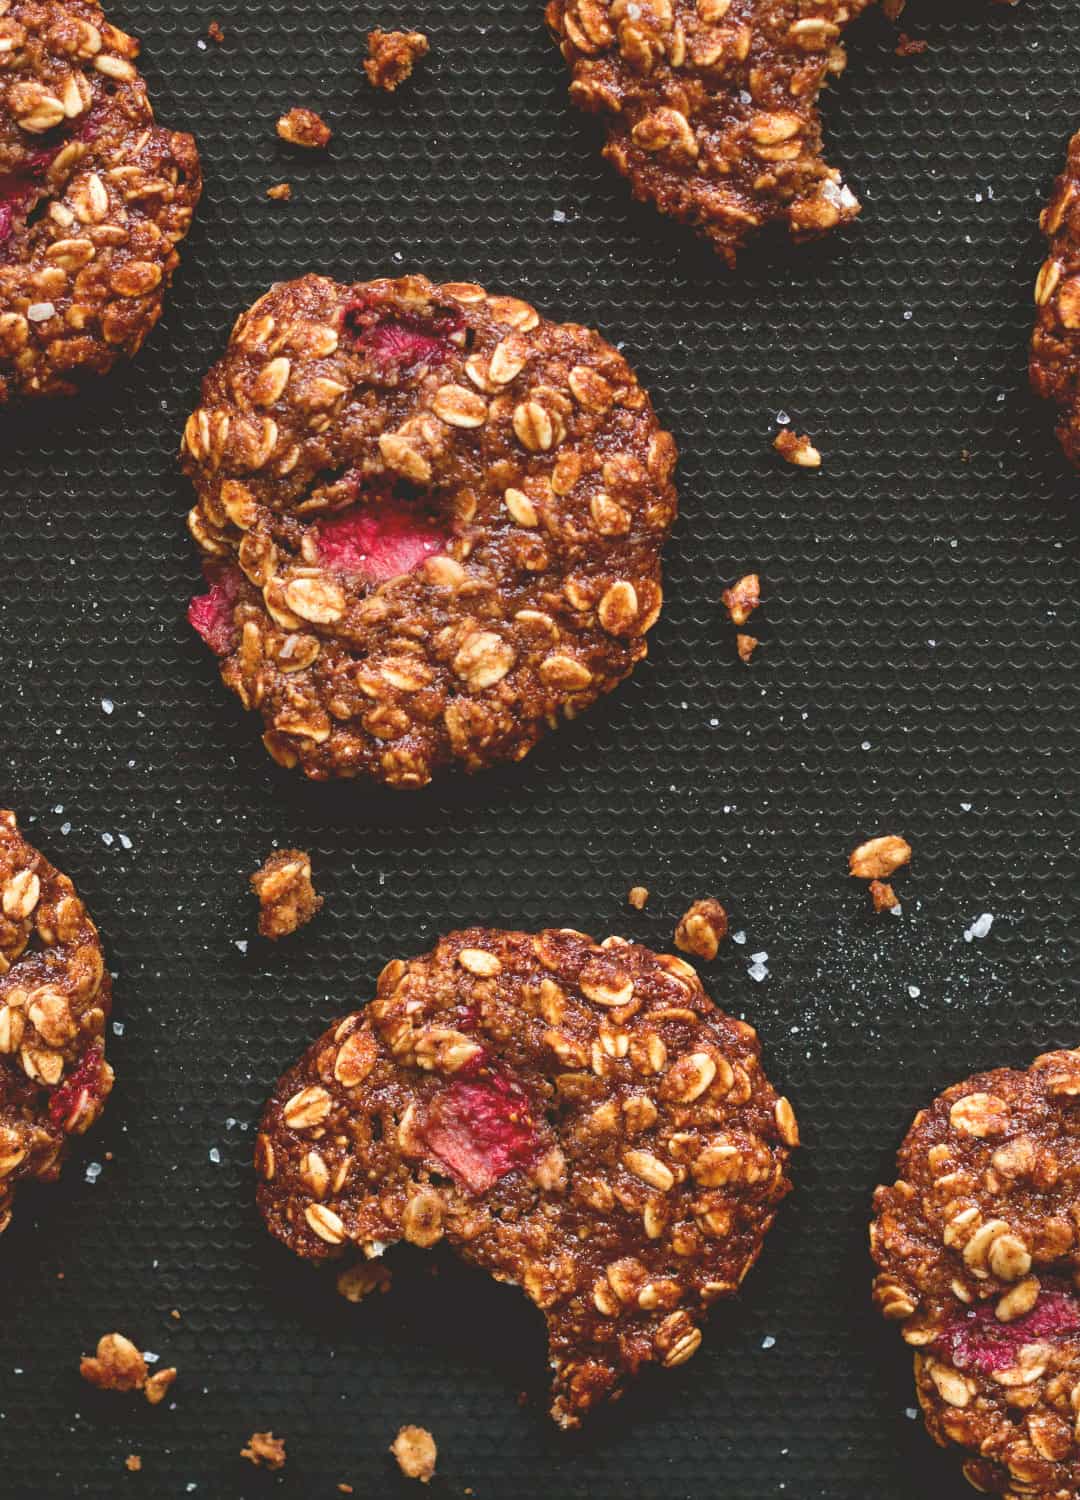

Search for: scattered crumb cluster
xmin=722 ymin=572 xmax=761 ymax=664
xmin=80 ymin=1334 xmax=176 ymax=1405
xmin=849 ymin=836 xmax=912 ymax=915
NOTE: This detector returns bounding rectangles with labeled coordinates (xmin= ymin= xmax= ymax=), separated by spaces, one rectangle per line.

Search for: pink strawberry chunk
xmin=187 ymin=565 xmax=243 ymax=655
xmin=938 ymin=1289 xmax=1080 ymax=1374
xmin=48 ymin=1045 xmax=105 ymax=1131
xmin=419 ymin=1075 xmax=543 ymax=1194
xmin=317 ymin=505 xmax=446 ymax=583
xmin=341 ymin=297 xmax=463 ymax=374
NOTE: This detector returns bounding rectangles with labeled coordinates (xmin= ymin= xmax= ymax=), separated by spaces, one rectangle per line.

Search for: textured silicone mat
xmin=2 ymin=0 xmax=1079 ymax=1495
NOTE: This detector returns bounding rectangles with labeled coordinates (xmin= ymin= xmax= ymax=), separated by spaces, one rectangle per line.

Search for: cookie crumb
xmin=207 ymin=19 xmax=224 ymax=42
xmin=80 ymin=1333 xmax=147 ymax=1393
xmin=721 ymin=573 xmax=760 ymax=626
xmin=338 ymin=1487 xmax=354 ymax=1495
xmin=849 ymin=836 xmax=912 ymax=880
xmin=241 ymin=1432 xmax=287 ymax=1471
xmin=735 ymin=633 xmax=759 ymax=664
xmin=336 ymin=1261 xmax=392 ymax=1302
xmin=251 ymin=849 xmax=323 ymax=940
xmin=869 ymin=879 xmax=899 ymax=914
xmin=144 ymin=1367 xmax=177 ymax=1405
xmin=390 ymin=1426 xmax=437 ymax=1483
xmin=276 ymin=107 xmax=331 ymax=148
xmin=364 ymin=29 xmax=429 ymax=91
xmin=266 ymin=183 xmax=292 ymax=201
xmin=627 ymin=885 xmax=649 ymax=910
xmin=774 ymin=429 xmax=821 ymax=468
xmin=895 ymin=32 xmax=928 ymax=57
xmin=674 ymin=899 xmax=729 ymax=961
xmin=125 ymin=1455 xmax=141 ymax=1473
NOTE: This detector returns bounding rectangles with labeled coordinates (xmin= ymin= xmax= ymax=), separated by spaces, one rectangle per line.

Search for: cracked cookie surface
xmin=256 ymin=926 xmax=797 ymax=1426
xmin=1032 ymin=130 xmax=1080 ymax=471
xmin=182 ymin=274 xmax=677 ymax=786
xmin=871 ymin=1051 xmax=1080 ymax=1498
xmin=546 ymin=0 xmax=871 ymax=264
xmin=0 ymin=0 xmax=201 ymax=403
xmin=0 ymin=810 xmax=113 ymax=1232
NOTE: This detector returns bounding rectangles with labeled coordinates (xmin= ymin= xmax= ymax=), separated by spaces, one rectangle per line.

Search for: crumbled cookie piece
xmin=207 ymin=19 xmax=224 ymax=42
xmin=80 ymin=1333 xmax=147 ymax=1392
xmin=736 ymin=633 xmax=759 ymax=664
xmin=627 ymin=885 xmax=649 ymax=910
xmin=390 ymin=1426 xmax=437 ymax=1483
xmin=722 ymin=574 xmax=760 ymax=627
xmin=0 ymin=0 xmax=202 ymax=405
xmin=868 ymin=879 xmax=899 ymax=914
xmin=266 ymin=183 xmax=292 ymax=201
xmin=849 ymin=836 xmax=912 ymax=880
xmin=257 ymin=927 xmax=796 ymax=1427
xmin=182 ymin=274 xmax=677 ymax=786
xmin=125 ymin=1455 xmax=141 ymax=1473
xmin=547 ymin=0 xmax=871 ymax=263
xmin=871 ymin=1049 xmax=1080 ymax=1497
xmin=144 ymin=1367 xmax=177 ymax=1405
xmin=241 ymin=1432 xmax=287 ymax=1471
xmin=276 ymin=107 xmax=331 ymax=148
xmin=336 ymin=1261 xmax=392 ymax=1302
xmin=774 ymin=430 xmax=822 ymax=469
xmin=674 ymin=899 xmax=729 ymax=961
xmin=251 ymin=850 xmax=323 ymax=941
xmin=364 ymin=29 xmax=429 ymax=92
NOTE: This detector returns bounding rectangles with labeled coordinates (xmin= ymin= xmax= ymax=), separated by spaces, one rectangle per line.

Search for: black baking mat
xmin=3 ymin=0 xmax=1080 ymax=1495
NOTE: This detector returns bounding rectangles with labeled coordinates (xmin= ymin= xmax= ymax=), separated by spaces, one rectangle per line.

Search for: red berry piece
xmin=419 ymin=1074 xmax=543 ymax=1194
xmin=187 ymin=565 xmax=243 ymax=655
xmin=317 ymin=504 xmax=447 ymax=584
xmin=48 ymin=1045 xmax=106 ymax=1131
xmin=938 ymin=1289 xmax=1080 ymax=1375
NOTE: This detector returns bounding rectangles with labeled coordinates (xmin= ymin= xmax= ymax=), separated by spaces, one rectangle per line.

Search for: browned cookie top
xmin=0 ymin=810 xmax=113 ymax=1233
xmin=0 ymin=0 xmax=201 ymax=403
xmin=546 ymin=0 xmax=872 ymax=264
xmin=182 ymin=274 xmax=677 ymax=787
xmin=1032 ymin=130 xmax=1080 ymax=471
xmin=871 ymin=1051 xmax=1080 ymax=1499
xmin=256 ymin=926 xmax=797 ymax=1426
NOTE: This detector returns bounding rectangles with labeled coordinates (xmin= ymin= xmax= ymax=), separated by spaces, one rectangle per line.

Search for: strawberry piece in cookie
xmin=257 ymin=927 xmax=797 ymax=1427
xmin=316 ymin=506 xmax=447 ymax=584
xmin=187 ymin=566 xmax=242 ymax=656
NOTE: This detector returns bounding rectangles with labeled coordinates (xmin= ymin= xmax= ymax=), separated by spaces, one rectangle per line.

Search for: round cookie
xmin=0 ymin=0 xmax=201 ymax=404
xmin=256 ymin=926 xmax=797 ymax=1426
xmin=871 ymin=1050 xmax=1080 ymax=1498
xmin=546 ymin=0 xmax=872 ymax=265
xmin=182 ymin=274 xmax=677 ymax=787
xmin=0 ymin=810 xmax=113 ymax=1233
xmin=1032 ymin=130 xmax=1080 ymax=470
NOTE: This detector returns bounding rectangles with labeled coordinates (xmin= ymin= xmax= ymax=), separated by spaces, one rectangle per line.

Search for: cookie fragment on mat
xmin=774 ymin=430 xmax=821 ymax=469
xmin=871 ymin=1049 xmax=1080 ymax=1497
xmin=364 ymin=30 xmax=429 ymax=92
xmin=546 ymin=0 xmax=871 ymax=264
xmin=276 ymin=107 xmax=331 ymax=148
xmin=251 ymin=850 xmax=322 ymax=940
xmin=390 ymin=1426 xmax=436 ymax=1483
xmin=182 ymin=274 xmax=677 ymax=786
xmin=0 ymin=810 xmax=113 ymax=1233
xmin=674 ymin=899 xmax=728 ymax=961
xmin=0 ymin=0 xmax=201 ymax=404
xmin=256 ymin=927 xmax=796 ymax=1427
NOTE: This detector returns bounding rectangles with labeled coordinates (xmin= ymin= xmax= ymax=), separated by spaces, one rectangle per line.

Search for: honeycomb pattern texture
xmin=0 ymin=0 xmax=1077 ymax=1496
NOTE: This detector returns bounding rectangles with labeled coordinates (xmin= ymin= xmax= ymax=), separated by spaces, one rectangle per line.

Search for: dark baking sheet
xmin=3 ymin=0 xmax=1079 ymax=1494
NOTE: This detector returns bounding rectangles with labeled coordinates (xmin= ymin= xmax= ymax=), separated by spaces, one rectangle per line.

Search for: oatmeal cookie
xmin=1032 ymin=130 xmax=1080 ymax=470
xmin=256 ymin=926 xmax=797 ymax=1426
xmin=0 ymin=810 xmax=112 ymax=1232
xmin=182 ymin=274 xmax=677 ymax=787
xmin=0 ymin=0 xmax=201 ymax=404
xmin=546 ymin=0 xmax=871 ymax=264
xmin=871 ymin=1050 xmax=1080 ymax=1498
